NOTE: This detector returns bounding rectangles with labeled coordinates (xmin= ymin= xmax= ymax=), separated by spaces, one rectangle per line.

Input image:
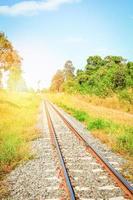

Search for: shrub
xmin=73 ymin=110 xmax=88 ymax=121
xmin=118 ymin=89 xmax=133 ymax=104
xmin=87 ymin=118 xmax=110 ymax=130
xmin=117 ymin=128 xmax=133 ymax=155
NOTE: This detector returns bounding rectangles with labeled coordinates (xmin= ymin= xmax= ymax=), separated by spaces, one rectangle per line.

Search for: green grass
xmin=72 ymin=110 xmax=88 ymax=121
xmin=59 ymin=103 xmax=88 ymax=121
xmin=0 ymin=133 xmax=22 ymax=165
xmin=54 ymin=101 xmax=133 ymax=157
xmin=116 ymin=128 xmax=133 ymax=155
xmin=87 ymin=118 xmax=111 ymax=130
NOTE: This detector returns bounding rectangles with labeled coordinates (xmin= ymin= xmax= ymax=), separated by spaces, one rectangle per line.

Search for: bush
xmin=0 ymin=133 xmax=23 ymax=165
xmin=87 ymin=118 xmax=110 ymax=130
xmin=118 ymin=89 xmax=133 ymax=104
xmin=117 ymin=128 xmax=133 ymax=155
xmin=73 ymin=110 xmax=88 ymax=121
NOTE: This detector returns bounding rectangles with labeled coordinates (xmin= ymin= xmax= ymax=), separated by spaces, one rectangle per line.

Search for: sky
xmin=0 ymin=0 xmax=133 ymax=89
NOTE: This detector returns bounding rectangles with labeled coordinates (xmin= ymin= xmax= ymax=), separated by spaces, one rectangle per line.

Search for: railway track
xmin=45 ymin=101 xmax=133 ymax=200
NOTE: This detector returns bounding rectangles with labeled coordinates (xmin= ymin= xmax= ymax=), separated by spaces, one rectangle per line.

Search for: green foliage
xmin=86 ymin=55 xmax=103 ymax=71
xmin=0 ymin=133 xmax=23 ymax=164
xmin=112 ymin=66 xmax=126 ymax=89
xmin=73 ymin=110 xmax=88 ymax=121
xmin=118 ymin=89 xmax=133 ymax=104
xmin=117 ymin=128 xmax=133 ymax=155
xmin=87 ymin=118 xmax=110 ymax=130
xmin=50 ymin=55 xmax=133 ymax=99
xmin=104 ymin=56 xmax=125 ymax=65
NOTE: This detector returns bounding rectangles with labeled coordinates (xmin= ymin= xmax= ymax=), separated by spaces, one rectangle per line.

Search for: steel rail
xmin=44 ymin=102 xmax=76 ymax=200
xmin=48 ymin=101 xmax=133 ymax=200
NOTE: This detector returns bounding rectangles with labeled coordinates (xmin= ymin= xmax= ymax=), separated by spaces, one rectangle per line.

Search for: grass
xmin=87 ymin=118 xmax=111 ymax=130
xmin=56 ymin=103 xmax=133 ymax=156
xmin=45 ymin=92 xmax=133 ymax=181
xmin=73 ymin=110 xmax=88 ymax=122
xmin=45 ymin=93 xmax=133 ymax=126
xmin=0 ymin=90 xmax=41 ymax=198
xmin=77 ymin=93 xmax=133 ymax=114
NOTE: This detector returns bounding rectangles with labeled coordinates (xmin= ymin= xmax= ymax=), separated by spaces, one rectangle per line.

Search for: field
xmin=46 ymin=92 xmax=133 ymax=180
xmin=0 ymin=91 xmax=41 ymax=197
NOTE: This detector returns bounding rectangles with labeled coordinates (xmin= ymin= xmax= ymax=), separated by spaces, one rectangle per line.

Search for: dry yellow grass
xmin=0 ymin=91 xmax=41 ymax=198
xmin=46 ymin=93 xmax=133 ymax=126
xmin=77 ymin=94 xmax=133 ymax=113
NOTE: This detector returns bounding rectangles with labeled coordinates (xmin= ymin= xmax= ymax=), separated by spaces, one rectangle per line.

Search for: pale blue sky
xmin=0 ymin=0 xmax=133 ymax=88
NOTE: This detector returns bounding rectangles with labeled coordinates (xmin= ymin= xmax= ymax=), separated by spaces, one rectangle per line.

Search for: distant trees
xmin=50 ymin=55 xmax=133 ymax=98
xmin=0 ymin=32 xmax=26 ymax=91
xmin=86 ymin=56 xmax=103 ymax=71
xmin=50 ymin=70 xmax=64 ymax=92
xmin=104 ymin=56 xmax=125 ymax=65
xmin=0 ymin=32 xmax=21 ymax=70
xmin=64 ymin=60 xmax=75 ymax=80
xmin=50 ymin=60 xmax=75 ymax=92
xmin=126 ymin=62 xmax=133 ymax=87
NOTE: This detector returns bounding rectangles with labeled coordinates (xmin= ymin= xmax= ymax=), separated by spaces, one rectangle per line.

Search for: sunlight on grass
xmin=46 ymin=93 xmax=133 ymax=126
xmin=87 ymin=118 xmax=110 ymax=130
xmin=73 ymin=110 xmax=88 ymax=122
xmin=77 ymin=93 xmax=133 ymax=114
xmin=45 ymin=92 xmax=133 ymax=181
xmin=0 ymin=91 xmax=41 ymax=176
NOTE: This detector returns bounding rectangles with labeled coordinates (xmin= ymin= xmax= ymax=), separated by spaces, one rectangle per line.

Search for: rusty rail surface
xmin=48 ymin=101 xmax=133 ymax=200
xmin=44 ymin=102 xmax=76 ymax=200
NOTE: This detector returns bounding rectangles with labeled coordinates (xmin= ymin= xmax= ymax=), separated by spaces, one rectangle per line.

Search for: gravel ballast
xmin=47 ymin=102 xmax=131 ymax=199
xmin=53 ymin=103 xmax=133 ymax=185
xmin=3 ymin=104 xmax=64 ymax=200
xmin=2 ymin=102 xmax=132 ymax=200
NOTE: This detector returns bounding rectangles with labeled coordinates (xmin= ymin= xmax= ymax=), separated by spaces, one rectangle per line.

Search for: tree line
xmin=50 ymin=56 xmax=133 ymax=100
xmin=0 ymin=32 xmax=26 ymax=91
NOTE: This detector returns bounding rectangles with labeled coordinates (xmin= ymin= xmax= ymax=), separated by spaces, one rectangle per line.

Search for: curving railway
xmin=44 ymin=101 xmax=133 ymax=200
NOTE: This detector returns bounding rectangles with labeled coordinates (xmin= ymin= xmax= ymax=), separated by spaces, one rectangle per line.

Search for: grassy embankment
xmin=46 ymin=93 xmax=133 ymax=180
xmin=0 ymin=91 xmax=41 ymax=197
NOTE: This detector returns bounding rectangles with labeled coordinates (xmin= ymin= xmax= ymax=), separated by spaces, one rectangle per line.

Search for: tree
xmin=104 ymin=56 xmax=126 ymax=65
xmin=50 ymin=60 xmax=75 ymax=92
xmin=0 ymin=32 xmax=14 ymax=70
xmin=76 ymin=70 xmax=89 ymax=85
xmin=50 ymin=55 xmax=133 ymax=97
xmin=126 ymin=62 xmax=133 ymax=87
xmin=50 ymin=70 xmax=64 ymax=92
xmin=64 ymin=60 xmax=75 ymax=81
xmin=0 ymin=32 xmax=22 ymax=89
xmin=85 ymin=56 xmax=103 ymax=71
xmin=112 ymin=68 xmax=126 ymax=89
xmin=87 ymin=56 xmax=103 ymax=66
xmin=127 ymin=62 xmax=133 ymax=78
